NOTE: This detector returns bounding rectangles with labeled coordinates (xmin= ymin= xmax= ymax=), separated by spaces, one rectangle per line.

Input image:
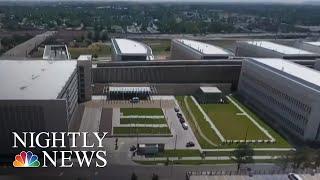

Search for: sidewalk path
xmin=133 ymin=155 xmax=281 ymax=161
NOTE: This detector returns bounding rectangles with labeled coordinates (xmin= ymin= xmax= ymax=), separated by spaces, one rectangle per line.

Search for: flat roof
xmin=114 ymin=39 xmax=148 ymax=55
xmin=176 ymin=39 xmax=230 ymax=55
xmin=246 ymin=41 xmax=315 ymax=55
xmin=109 ymin=86 xmax=151 ymax=92
xmin=0 ymin=60 xmax=77 ymax=100
xmin=78 ymin=55 xmax=92 ymax=61
xmin=43 ymin=45 xmax=70 ymax=60
xmin=200 ymin=87 xmax=222 ymax=93
xmin=250 ymin=58 xmax=320 ymax=88
xmin=305 ymin=41 xmax=320 ymax=47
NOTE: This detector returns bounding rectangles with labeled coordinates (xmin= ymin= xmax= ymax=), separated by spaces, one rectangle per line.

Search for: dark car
xmin=129 ymin=145 xmax=137 ymax=152
xmin=179 ymin=117 xmax=185 ymax=123
xmin=174 ymin=107 xmax=180 ymax=112
xmin=186 ymin=141 xmax=195 ymax=147
xmin=177 ymin=113 xmax=183 ymax=118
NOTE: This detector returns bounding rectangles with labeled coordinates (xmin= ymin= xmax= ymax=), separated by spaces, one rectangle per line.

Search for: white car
xmin=182 ymin=122 xmax=188 ymax=130
xmin=288 ymin=173 xmax=302 ymax=180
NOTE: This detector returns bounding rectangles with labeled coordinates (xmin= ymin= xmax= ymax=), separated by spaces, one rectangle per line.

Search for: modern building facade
xmin=77 ymin=55 xmax=92 ymax=102
xmin=236 ymin=41 xmax=320 ymax=60
xmin=111 ymin=38 xmax=154 ymax=61
xmin=0 ymin=60 xmax=78 ymax=155
xmin=238 ymin=58 xmax=320 ymax=142
xmin=171 ymin=39 xmax=233 ymax=60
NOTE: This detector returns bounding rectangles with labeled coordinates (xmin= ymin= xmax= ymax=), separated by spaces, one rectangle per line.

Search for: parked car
xmin=182 ymin=122 xmax=188 ymax=130
xmin=179 ymin=117 xmax=185 ymax=123
xmin=130 ymin=97 xmax=140 ymax=103
xmin=177 ymin=113 xmax=183 ymax=118
xmin=174 ymin=107 xmax=180 ymax=112
xmin=186 ymin=141 xmax=195 ymax=147
xmin=129 ymin=145 xmax=137 ymax=152
xmin=288 ymin=173 xmax=302 ymax=180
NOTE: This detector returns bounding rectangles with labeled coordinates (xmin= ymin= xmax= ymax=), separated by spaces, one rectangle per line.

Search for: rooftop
xmin=43 ymin=45 xmax=70 ymax=60
xmin=113 ymin=39 xmax=148 ymax=55
xmin=176 ymin=39 xmax=230 ymax=55
xmin=0 ymin=60 xmax=77 ymax=100
xmin=250 ymin=58 xmax=320 ymax=88
xmin=304 ymin=41 xmax=320 ymax=47
xmin=200 ymin=87 xmax=222 ymax=93
xmin=246 ymin=41 xmax=315 ymax=55
xmin=78 ymin=55 xmax=92 ymax=61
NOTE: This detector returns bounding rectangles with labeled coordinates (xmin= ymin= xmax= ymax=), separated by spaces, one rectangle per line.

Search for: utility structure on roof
xmin=236 ymin=40 xmax=320 ymax=60
xmin=170 ymin=39 xmax=233 ymax=60
xmin=43 ymin=44 xmax=71 ymax=60
xmin=111 ymin=38 xmax=154 ymax=61
xmin=238 ymin=57 xmax=320 ymax=142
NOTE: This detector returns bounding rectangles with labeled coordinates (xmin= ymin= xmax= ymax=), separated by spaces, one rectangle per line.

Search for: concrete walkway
xmin=133 ymin=155 xmax=280 ymax=161
xmin=202 ymin=148 xmax=295 ymax=152
xmin=116 ymin=124 xmax=168 ymax=127
xmin=121 ymin=115 xmax=165 ymax=119
xmin=79 ymin=107 xmax=102 ymax=132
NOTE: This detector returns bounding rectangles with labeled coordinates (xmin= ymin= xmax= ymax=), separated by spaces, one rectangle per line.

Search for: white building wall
xmin=235 ymin=41 xmax=284 ymax=58
xmin=238 ymin=59 xmax=320 ymax=141
xmin=170 ymin=40 xmax=202 ymax=60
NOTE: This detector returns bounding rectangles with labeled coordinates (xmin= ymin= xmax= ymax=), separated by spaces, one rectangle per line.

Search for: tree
xmin=231 ymin=144 xmax=254 ymax=171
xmin=292 ymin=148 xmax=314 ymax=169
xmin=131 ymin=172 xmax=137 ymax=180
xmin=276 ymin=151 xmax=294 ymax=170
xmin=314 ymin=150 xmax=320 ymax=168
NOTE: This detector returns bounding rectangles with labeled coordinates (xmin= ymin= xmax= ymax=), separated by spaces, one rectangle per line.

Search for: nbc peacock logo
xmin=13 ymin=151 xmax=40 ymax=167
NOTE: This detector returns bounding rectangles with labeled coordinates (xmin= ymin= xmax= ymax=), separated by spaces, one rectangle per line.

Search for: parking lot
xmin=77 ymin=96 xmax=201 ymax=149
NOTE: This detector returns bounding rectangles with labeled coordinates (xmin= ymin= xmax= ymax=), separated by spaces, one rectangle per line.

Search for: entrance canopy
xmin=107 ymin=86 xmax=152 ymax=100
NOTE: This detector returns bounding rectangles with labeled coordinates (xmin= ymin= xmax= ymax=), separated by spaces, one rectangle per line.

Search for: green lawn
xmin=120 ymin=118 xmax=166 ymax=124
xmin=176 ymin=96 xmax=220 ymax=149
xmin=155 ymin=150 xmax=201 ymax=157
xmin=121 ymin=108 xmax=164 ymax=116
xmin=68 ymin=44 xmax=110 ymax=59
xmin=143 ymin=40 xmax=171 ymax=55
xmin=229 ymin=96 xmax=291 ymax=148
xmin=201 ymin=100 xmax=268 ymax=140
xmin=176 ymin=96 xmax=292 ymax=149
xmin=113 ymin=127 xmax=170 ymax=135
xmin=134 ymin=159 xmax=278 ymax=165
xmin=203 ymin=150 xmax=293 ymax=157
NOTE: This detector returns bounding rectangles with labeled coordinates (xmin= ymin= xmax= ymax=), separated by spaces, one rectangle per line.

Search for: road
xmin=123 ymin=32 xmax=319 ymax=40
xmin=1 ymin=31 xmax=56 ymax=59
xmin=0 ymin=163 xmax=288 ymax=180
